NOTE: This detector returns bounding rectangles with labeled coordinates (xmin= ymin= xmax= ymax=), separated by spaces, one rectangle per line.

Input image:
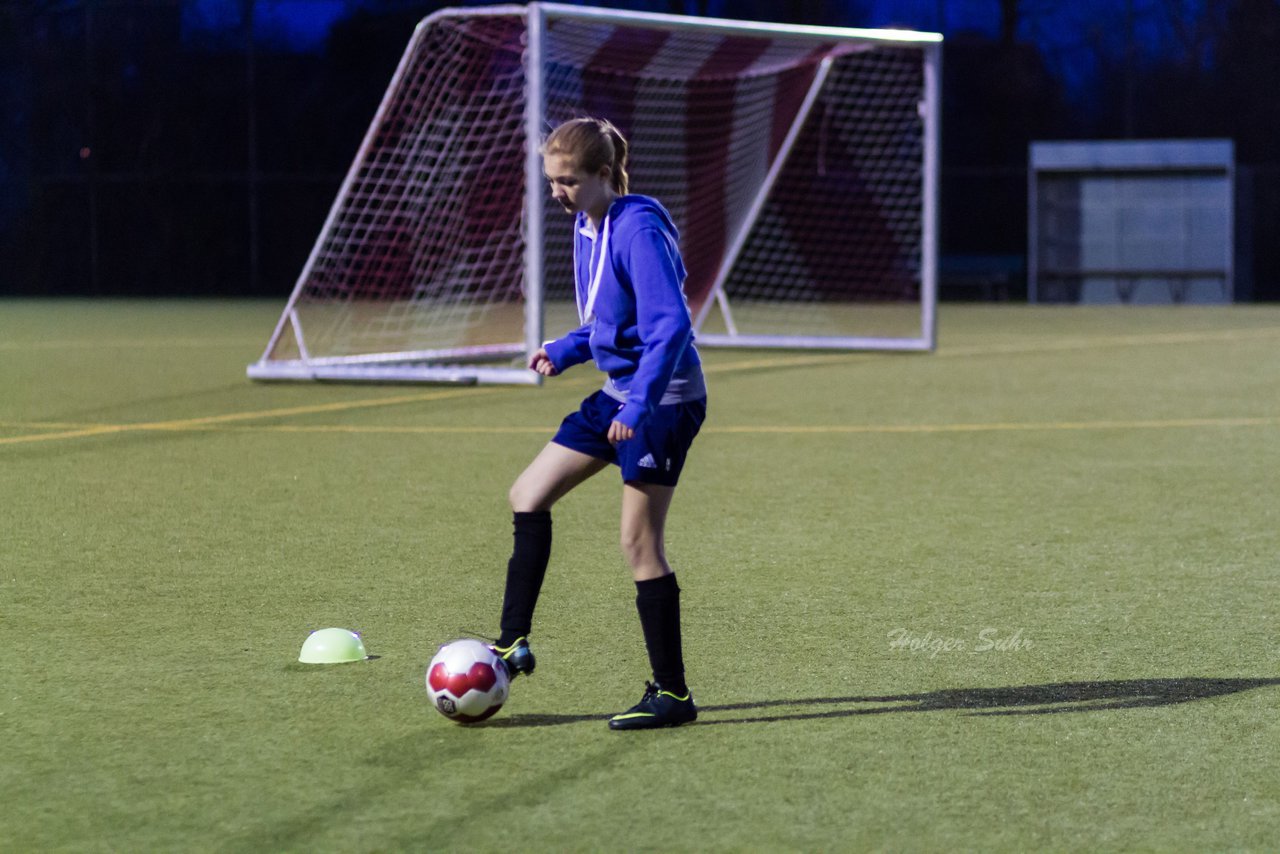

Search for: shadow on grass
xmin=485 ymin=677 xmax=1280 ymax=728
xmin=483 ymin=711 xmax=603 ymax=728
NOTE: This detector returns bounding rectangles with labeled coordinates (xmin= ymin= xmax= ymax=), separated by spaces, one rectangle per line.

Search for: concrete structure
xmin=1029 ymin=140 xmax=1235 ymax=304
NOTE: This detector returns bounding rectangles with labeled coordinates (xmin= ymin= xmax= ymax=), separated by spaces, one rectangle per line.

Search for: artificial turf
xmin=2 ymin=300 xmax=1278 ymax=851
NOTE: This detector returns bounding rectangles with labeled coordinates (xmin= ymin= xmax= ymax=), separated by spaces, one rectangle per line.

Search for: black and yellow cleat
xmin=491 ymin=637 xmax=536 ymax=681
xmin=608 ymin=681 xmax=697 ymax=730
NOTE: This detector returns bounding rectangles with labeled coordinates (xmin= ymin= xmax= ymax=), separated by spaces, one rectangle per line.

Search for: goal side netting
xmin=247 ymin=3 xmax=940 ymax=384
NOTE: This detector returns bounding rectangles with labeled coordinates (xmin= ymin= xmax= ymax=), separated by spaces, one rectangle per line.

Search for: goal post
xmin=247 ymin=3 xmax=941 ymax=384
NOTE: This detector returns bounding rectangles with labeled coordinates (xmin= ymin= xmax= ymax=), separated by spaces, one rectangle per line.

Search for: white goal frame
xmin=247 ymin=3 xmax=941 ymax=384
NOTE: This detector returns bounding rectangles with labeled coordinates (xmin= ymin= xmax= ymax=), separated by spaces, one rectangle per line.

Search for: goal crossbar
xmin=247 ymin=3 xmax=941 ymax=383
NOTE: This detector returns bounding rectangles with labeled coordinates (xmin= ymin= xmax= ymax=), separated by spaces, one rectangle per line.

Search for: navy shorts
xmin=552 ymin=390 xmax=707 ymax=487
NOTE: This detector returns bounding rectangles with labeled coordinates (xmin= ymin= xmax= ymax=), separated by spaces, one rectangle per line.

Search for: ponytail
xmin=603 ymin=124 xmax=630 ymax=195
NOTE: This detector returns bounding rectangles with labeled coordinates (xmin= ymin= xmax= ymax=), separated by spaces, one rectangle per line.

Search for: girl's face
xmin=544 ymin=152 xmax=613 ymax=220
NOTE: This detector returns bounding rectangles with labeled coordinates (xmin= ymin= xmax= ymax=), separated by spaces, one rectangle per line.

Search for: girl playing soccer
xmin=491 ymin=117 xmax=706 ymax=730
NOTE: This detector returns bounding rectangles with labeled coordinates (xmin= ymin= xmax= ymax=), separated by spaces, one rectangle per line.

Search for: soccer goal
xmin=247 ymin=3 xmax=941 ymax=384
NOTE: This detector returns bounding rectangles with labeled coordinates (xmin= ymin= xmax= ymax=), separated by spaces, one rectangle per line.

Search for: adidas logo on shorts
xmin=637 ymin=453 xmax=673 ymax=472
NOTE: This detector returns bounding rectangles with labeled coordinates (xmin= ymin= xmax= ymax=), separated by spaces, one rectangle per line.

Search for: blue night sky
xmin=182 ymin=0 xmax=354 ymax=49
xmin=183 ymin=0 xmax=988 ymax=46
xmin=179 ymin=0 xmax=1210 ymax=100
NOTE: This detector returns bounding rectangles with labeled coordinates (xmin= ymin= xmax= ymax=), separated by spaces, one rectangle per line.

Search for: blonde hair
xmin=541 ymin=117 xmax=630 ymax=195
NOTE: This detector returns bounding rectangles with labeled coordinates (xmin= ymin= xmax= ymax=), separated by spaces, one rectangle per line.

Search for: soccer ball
xmin=425 ymin=639 xmax=510 ymax=723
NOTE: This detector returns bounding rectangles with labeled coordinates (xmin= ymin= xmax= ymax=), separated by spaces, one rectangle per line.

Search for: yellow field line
xmin=0 ymin=338 xmax=261 ymax=351
xmin=0 ymin=420 xmax=116 ymax=431
xmin=7 ymin=414 xmax=1273 ymax=441
xmin=0 ymin=424 xmax=131 ymax=445
xmin=0 ymin=388 xmax=499 ymax=447
xmin=265 ymin=415 xmax=1276 ymax=435
xmin=699 ymin=326 xmax=1280 ymax=375
xmin=936 ymin=326 xmax=1280 ymax=358
xmin=703 ymin=352 xmax=872 ymax=373
xmin=706 ymin=416 xmax=1280 ymax=434
xmin=217 ymin=424 xmax=551 ymax=434
xmin=3 ymin=325 xmax=1276 ymax=448
xmin=3 ymin=324 xmax=1273 ymax=362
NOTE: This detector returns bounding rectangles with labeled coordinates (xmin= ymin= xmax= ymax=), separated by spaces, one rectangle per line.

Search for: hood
xmin=582 ymin=194 xmax=680 ymax=243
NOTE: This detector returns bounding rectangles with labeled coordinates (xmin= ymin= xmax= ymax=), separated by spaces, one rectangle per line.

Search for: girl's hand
xmin=528 ymin=348 xmax=558 ymax=376
xmin=607 ymin=420 xmax=634 ymax=445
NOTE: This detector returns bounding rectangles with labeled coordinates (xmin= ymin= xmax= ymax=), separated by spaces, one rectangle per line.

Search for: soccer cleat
xmin=490 ymin=637 xmax=536 ymax=680
xmin=608 ymin=681 xmax=697 ymax=730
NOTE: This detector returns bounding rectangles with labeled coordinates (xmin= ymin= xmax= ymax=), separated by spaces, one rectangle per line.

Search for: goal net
xmin=247 ymin=3 xmax=940 ymax=384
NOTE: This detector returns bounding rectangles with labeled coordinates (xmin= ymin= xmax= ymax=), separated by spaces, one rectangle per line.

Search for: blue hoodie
xmin=544 ymin=194 xmax=704 ymax=430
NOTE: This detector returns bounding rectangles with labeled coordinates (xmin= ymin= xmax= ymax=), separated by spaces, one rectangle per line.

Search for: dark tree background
xmin=1 ymin=0 xmax=1276 ymax=299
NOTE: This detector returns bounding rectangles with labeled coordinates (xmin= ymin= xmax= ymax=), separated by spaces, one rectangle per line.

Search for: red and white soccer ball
xmin=425 ymin=639 xmax=510 ymax=724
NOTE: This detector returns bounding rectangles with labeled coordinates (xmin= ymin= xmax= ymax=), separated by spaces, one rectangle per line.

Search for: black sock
xmin=634 ymin=573 xmax=687 ymax=695
xmin=497 ymin=511 xmax=552 ymax=647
